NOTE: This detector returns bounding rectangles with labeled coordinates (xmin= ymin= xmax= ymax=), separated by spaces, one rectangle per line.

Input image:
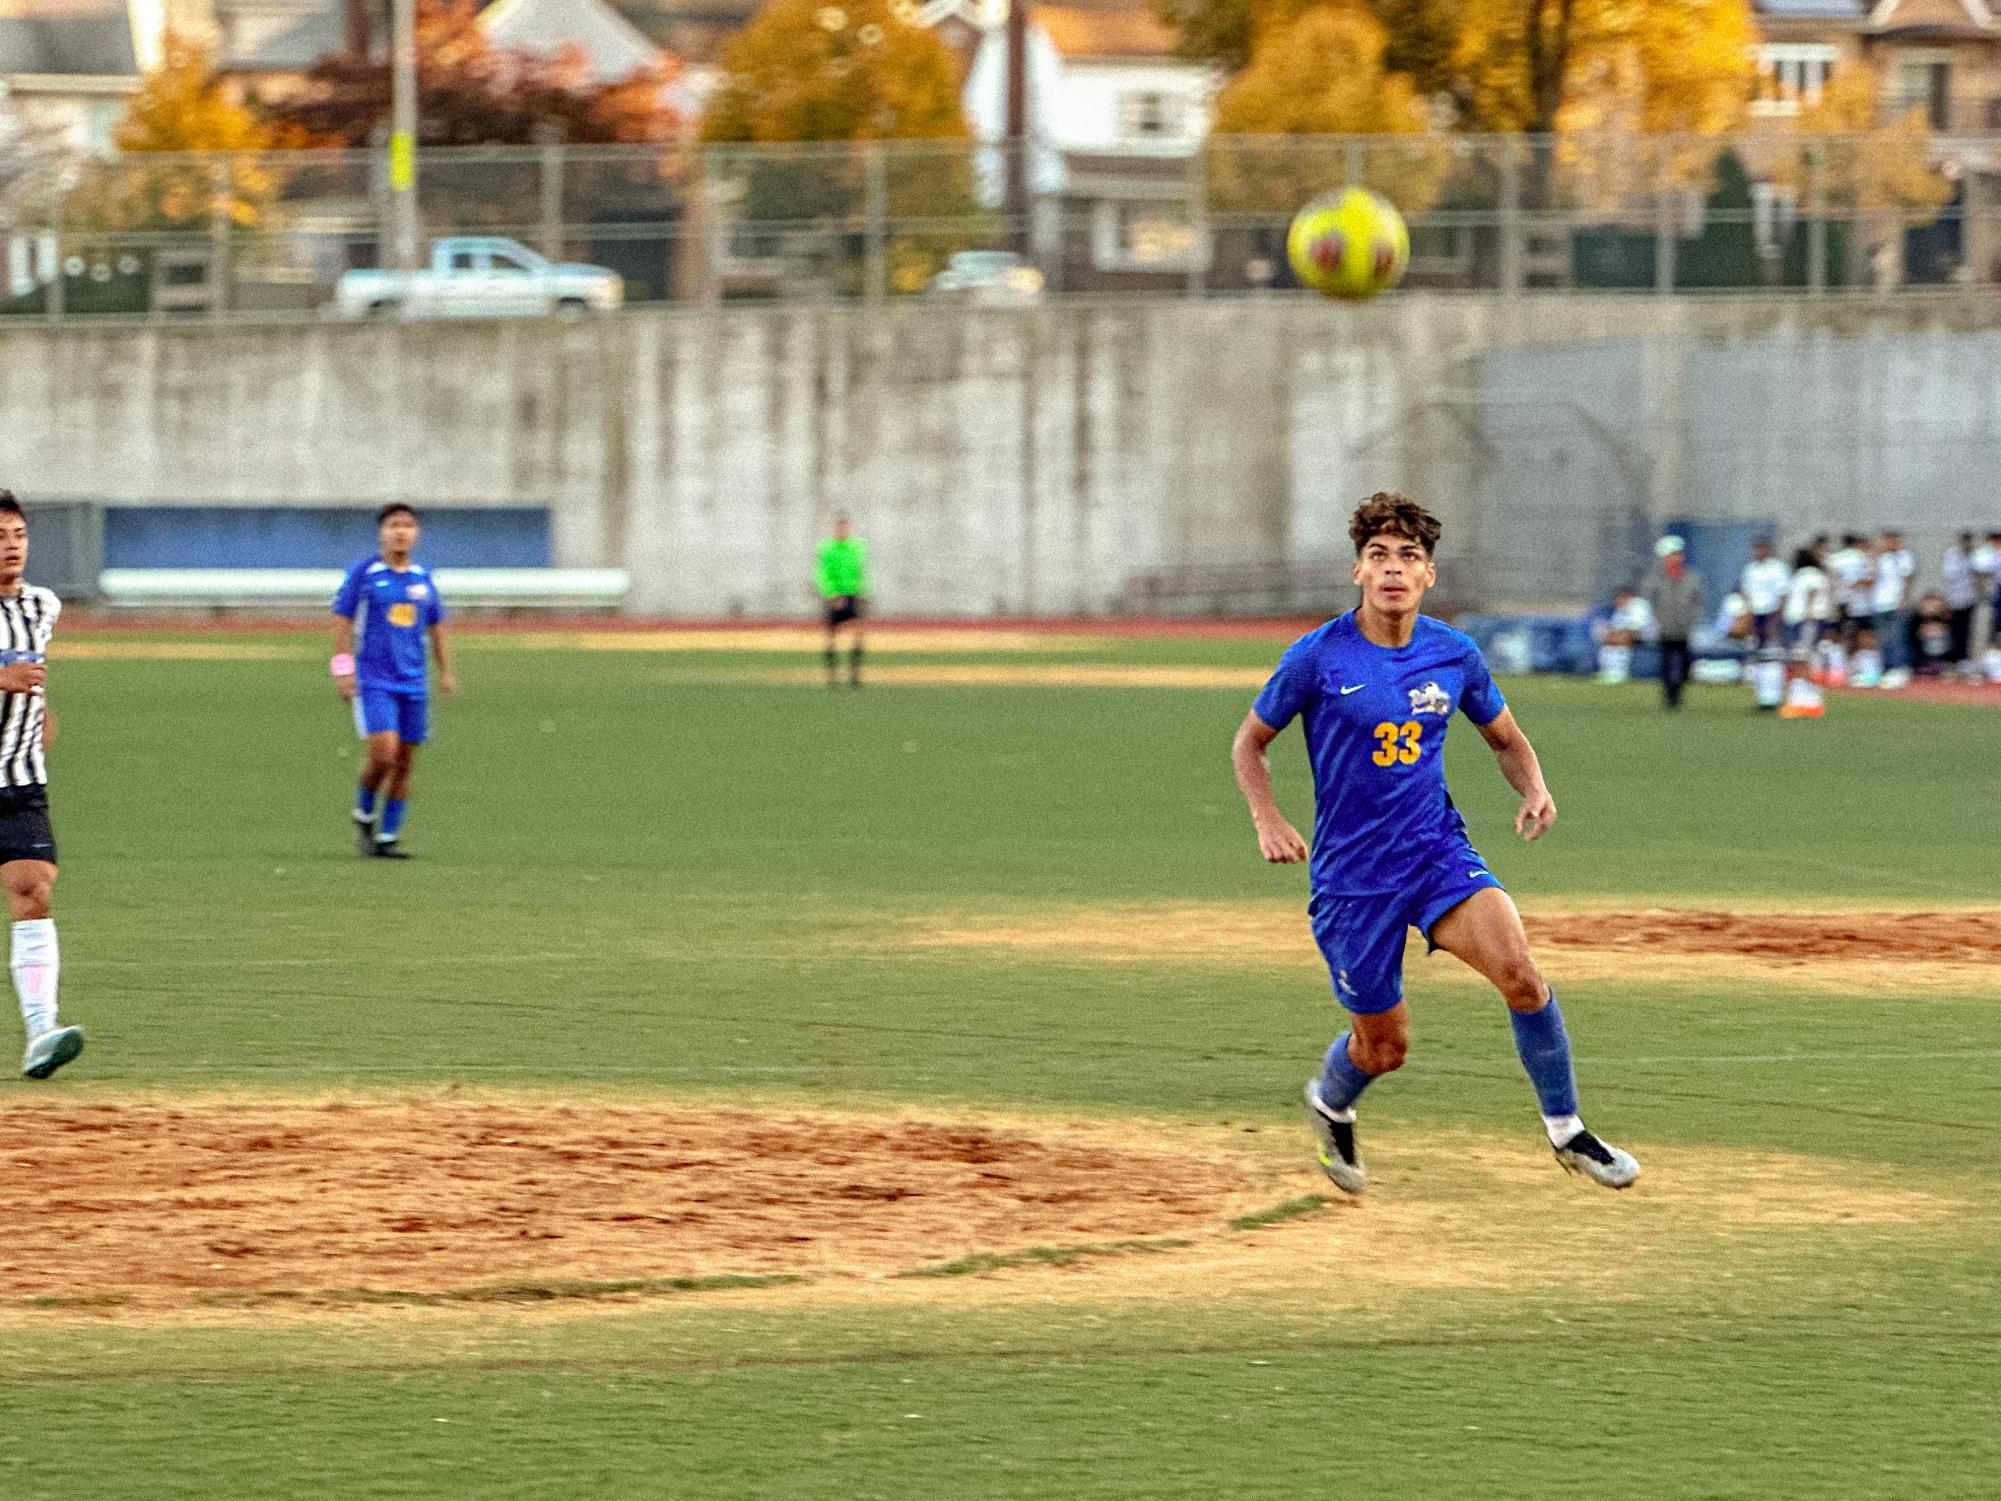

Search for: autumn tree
xmin=702 ymin=0 xmax=979 ymax=291
xmin=264 ymin=0 xmax=681 ymax=147
xmin=1207 ymin=5 xmax=1448 ymax=218
xmin=63 ymin=37 xmax=302 ymax=235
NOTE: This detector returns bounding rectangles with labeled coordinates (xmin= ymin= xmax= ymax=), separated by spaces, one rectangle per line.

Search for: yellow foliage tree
xmin=1207 ymin=4 xmax=1448 ymax=217
xmin=1758 ymin=69 xmax=1953 ymax=227
xmin=67 ymin=37 xmax=301 ymax=233
xmin=702 ymin=0 xmax=980 ymax=292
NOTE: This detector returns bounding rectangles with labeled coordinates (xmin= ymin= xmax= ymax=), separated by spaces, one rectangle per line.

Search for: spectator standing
xmin=1643 ymin=536 xmax=1704 ymax=711
xmin=1942 ymin=533 xmax=1980 ymax=673
xmin=1871 ymin=530 xmax=1915 ymax=678
xmin=1739 ymin=537 xmax=1792 ymax=651
xmin=1825 ymin=533 xmax=1874 ymax=671
xmin=1972 ymin=531 xmax=2000 ymax=667
xmin=1780 ymin=547 xmax=1832 ymax=719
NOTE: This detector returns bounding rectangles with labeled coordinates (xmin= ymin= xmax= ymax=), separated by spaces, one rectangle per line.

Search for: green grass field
xmin=2 ymin=630 xmax=1997 ymax=1500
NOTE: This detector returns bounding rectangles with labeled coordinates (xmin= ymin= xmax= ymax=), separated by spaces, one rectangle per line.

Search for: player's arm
xmin=430 ymin=622 xmax=457 ymax=697
xmin=330 ymin=613 xmax=358 ymax=701
xmin=1474 ymin=707 xmax=1556 ymax=843
xmin=1231 ymin=711 xmax=1309 ymax=864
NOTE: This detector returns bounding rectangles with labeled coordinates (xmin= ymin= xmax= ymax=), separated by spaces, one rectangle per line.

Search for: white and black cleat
xmin=355 ymin=813 xmax=378 ymax=856
xmin=1553 ymin=1128 xmax=1640 ymax=1189
xmin=21 ymin=1025 xmax=84 ymax=1080
xmin=1304 ymin=1080 xmax=1366 ymax=1195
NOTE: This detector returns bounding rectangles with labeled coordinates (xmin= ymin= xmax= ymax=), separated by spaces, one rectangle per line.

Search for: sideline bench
xmin=96 ymin=568 xmax=631 ymax=612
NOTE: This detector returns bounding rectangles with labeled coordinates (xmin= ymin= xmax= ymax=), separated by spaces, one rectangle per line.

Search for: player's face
xmin=0 ymin=515 xmax=26 ymax=582
xmin=1352 ymin=532 xmax=1434 ymax=615
xmin=379 ymin=513 xmax=420 ymax=558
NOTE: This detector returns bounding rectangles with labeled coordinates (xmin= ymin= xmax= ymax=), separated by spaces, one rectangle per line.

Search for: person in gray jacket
xmin=1644 ymin=535 xmax=1706 ymax=711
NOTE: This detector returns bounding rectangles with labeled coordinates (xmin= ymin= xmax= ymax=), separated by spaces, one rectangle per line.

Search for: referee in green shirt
xmin=815 ymin=515 xmax=869 ymax=688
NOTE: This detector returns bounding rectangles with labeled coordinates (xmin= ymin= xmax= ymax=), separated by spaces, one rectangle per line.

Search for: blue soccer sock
xmin=1314 ymin=1033 xmax=1378 ymax=1115
xmin=379 ymin=798 xmax=407 ymax=842
xmin=1509 ymin=992 xmax=1581 ymax=1123
xmin=354 ymin=784 xmax=379 ymax=821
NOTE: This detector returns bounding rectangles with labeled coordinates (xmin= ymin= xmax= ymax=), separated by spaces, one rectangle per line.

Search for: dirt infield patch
xmin=0 ymin=1101 xmax=1278 ymax=1309
xmin=908 ymin=903 xmax=2001 ymax=993
xmin=50 ymin=641 xmax=301 ymax=662
xmin=496 ymin=630 xmax=1107 ymax=655
xmin=759 ymin=664 xmax=1270 ymax=689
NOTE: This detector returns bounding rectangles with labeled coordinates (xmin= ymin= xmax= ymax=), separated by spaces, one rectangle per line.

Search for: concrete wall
xmin=5 ymin=293 xmax=2001 ymax=614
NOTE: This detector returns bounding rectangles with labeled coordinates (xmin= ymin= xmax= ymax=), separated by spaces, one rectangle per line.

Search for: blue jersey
xmin=1253 ymin=611 xmax=1507 ymax=896
xmin=332 ymin=558 xmax=445 ymax=693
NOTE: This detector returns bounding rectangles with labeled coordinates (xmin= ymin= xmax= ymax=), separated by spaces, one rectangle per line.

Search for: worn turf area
xmin=2 ymin=633 xmax=1997 ymax=1498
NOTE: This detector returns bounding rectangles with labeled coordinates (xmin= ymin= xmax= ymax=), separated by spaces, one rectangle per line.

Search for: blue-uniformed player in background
xmin=331 ymin=504 xmax=457 ymax=859
xmin=1231 ymin=491 xmax=1639 ymax=1195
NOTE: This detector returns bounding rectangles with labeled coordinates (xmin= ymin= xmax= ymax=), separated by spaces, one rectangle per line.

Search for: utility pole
xmin=1003 ymin=0 xmax=1029 ymax=255
xmin=390 ymin=0 xmax=419 ymax=270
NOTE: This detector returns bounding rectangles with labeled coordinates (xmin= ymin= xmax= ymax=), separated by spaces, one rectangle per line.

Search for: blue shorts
xmin=1309 ymin=846 xmax=1504 ymax=1015
xmin=354 ymin=685 xmax=429 ymax=745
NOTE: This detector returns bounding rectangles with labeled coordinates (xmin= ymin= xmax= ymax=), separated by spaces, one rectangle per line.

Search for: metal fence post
xmin=1963 ymin=162 xmax=1987 ymax=289
xmin=702 ymin=146 xmax=724 ymax=309
xmin=539 ymin=140 xmax=565 ymax=263
xmin=46 ymin=181 xmax=63 ymax=324
xmin=211 ymin=156 xmax=233 ymax=318
xmin=1184 ymin=146 xmax=1207 ymax=295
xmin=863 ymin=141 xmax=887 ymax=306
xmin=1806 ymin=141 xmax=1826 ymax=294
xmin=1653 ymin=149 xmax=1677 ymax=296
xmin=1497 ymin=138 xmax=1523 ymax=296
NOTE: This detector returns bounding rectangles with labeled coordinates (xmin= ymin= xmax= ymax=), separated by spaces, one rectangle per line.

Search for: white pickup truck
xmin=335 ymin=237 xmax=624 ymax=319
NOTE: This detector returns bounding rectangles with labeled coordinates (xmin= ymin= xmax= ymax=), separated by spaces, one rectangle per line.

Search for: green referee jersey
xmin=816 ymin=537 xmax=868 ymax=599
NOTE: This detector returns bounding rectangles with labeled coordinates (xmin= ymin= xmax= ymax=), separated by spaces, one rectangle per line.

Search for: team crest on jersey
xmin=408 ymin=582 xmax=430 ymax=599
xmin=1407 ymin=681 xmax=1451 ymax=717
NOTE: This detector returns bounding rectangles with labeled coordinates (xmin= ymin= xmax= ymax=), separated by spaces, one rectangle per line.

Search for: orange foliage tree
xmin=701 ymin=0 xmax=979 ymax=291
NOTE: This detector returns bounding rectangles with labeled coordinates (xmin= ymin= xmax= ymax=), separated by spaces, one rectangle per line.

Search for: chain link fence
xmin=0 ymin=130 xmax=1997 ymax=319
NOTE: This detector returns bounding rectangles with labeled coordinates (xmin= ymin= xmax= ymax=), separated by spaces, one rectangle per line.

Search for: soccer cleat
xmin=21 ymin=1025 xmax=84 ymax=1080
xmin=1553 ymin=1129 xmax=1640 ymax=1189
xmin=354 ymin=813 xmax=378 ymax=856
xmin=1303 ymin=1079 xmax=1366 ymax=1195
xmin=371 ymin=840 xmax=412 ymax=860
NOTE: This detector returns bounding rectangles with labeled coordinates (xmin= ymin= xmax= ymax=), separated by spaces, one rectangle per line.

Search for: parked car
xmin=924 ymin=251 xmax=1044 ymax=304
xmin=335 ymin=237 xmax=624 ymax=319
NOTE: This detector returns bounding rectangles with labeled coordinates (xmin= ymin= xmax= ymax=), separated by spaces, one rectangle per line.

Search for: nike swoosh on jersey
xmin=1340 ymin=684 xmax=1366 ymax=695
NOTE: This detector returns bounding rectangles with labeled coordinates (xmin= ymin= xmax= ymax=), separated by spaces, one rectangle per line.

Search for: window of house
xmin=1752 ymin=44 xmax=1839 ymax=113
xmin=1117 ymin=91 xmax=1182 ymax=140
xmin=1896 ymin=57 xmax=1951 ymax=129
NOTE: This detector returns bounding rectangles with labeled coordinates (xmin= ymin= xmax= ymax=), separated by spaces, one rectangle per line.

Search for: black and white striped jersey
xmin=0 ymin=586 xmax=59 ymax=789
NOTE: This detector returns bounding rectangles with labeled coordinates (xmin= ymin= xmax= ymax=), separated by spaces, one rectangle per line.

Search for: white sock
xmin=1324 ymin=1105 xmax=1356 ymax=1124
xmin=1543 ymin=1113 xmax=1583 ymax=1147
xmin=12 ymin=917 xmax=58 ymax=1039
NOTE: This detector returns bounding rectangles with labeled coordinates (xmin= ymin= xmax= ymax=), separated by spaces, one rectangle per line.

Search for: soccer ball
xmin=1286 ymin=188 xmax=1409 ymax=300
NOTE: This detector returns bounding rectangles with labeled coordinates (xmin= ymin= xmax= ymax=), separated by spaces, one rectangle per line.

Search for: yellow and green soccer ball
xmin=1287 ymin=188 xmax=1409 ymax=300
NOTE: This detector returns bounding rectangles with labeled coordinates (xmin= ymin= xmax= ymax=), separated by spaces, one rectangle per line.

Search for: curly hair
xmin=1349 ymin=492 xmax=1441 ymax=557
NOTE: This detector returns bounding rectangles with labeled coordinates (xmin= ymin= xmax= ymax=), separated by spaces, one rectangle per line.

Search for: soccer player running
xmin=1231 ymin=493 xmax=1638 ymax=1195
xmin=0 ymin=491 xmax=83 ymax=1079
xmin=332 ymin=504 xmax=456 ymax=858
xmin=815 ymin=515 xmax=868 ymax=688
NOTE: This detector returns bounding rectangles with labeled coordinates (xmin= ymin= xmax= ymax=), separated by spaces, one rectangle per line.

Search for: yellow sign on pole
xmin=389 ymin=131 xmax=415 ymax=193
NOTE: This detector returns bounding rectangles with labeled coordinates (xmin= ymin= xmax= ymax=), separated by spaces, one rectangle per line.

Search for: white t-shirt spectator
xmin=1827 ymin=545 xmax=1873 ymax=617
xmin=1740 ymin=556 xmax=1792 ymax=616
xmin=1872 ymin=548 xmax=1914 ymax=614
xmin=1609 ymin=596 xmax=1655 ymax=636
xmin=1973 ymin=541 xmax=1998 ymax=598
xmin=1784 ymin=565 xmax=1831 ymax=628
xmin=1943 ymin=544 xmax=1978 ymax=610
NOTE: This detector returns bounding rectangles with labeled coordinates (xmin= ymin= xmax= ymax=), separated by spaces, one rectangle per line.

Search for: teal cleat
xmin=21 ymin=1025 xmax=84 ymax=1080
xmin=1303 ymin=1079 xmax=1366 ymax=1195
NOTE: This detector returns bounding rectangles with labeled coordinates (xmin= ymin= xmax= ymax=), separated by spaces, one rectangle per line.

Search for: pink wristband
xmin=330 ymin=653 xmax=356 ymax=676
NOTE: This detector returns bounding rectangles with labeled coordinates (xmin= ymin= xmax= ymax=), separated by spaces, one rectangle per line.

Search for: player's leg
xmin=1303 ymin=896 xmax=1411 ymax=1194
xmin=353 ymin=685 xmax=401 ymax=851
xmin=846 ymin=600 xmax=865 ymax=687
xmin=1427 ymin=885 xmax=1638 ymax=1188
xmin=374 ymin=695 xmax=427 ymax=857
xmin=823 ymin=602 xmax=843 ymax=686
xmin=4 ymin=854 xmax=80 ymax=1079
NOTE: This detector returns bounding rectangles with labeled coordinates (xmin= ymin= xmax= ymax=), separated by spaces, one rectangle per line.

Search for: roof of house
xmin=1036 ymin=2 xmax=1177 ymax=59
xmin=480 ymin=0 xmax=662 ymax=82
xmin=0 ymin=0 xmax=137 ymax=76
xmin=223 ymin=3 xmax=340 ymax=71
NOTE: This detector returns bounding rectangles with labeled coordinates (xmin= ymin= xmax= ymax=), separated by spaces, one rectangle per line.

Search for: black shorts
xmin=0 ymin=786 xmax=56 ymax=867
xmin=825 ymin=595 xmax=862 ymax=628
